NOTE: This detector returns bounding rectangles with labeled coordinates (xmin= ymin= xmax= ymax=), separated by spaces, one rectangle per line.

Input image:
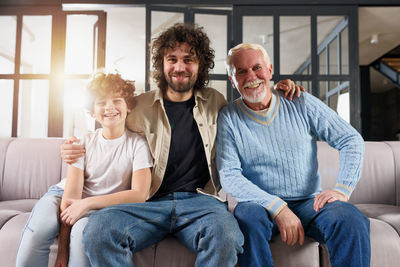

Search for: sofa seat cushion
xmin=369 ymin=218 xmax=400 ymax=266
xmin=0 ymin=199 xmax=37 ymax=213
xmin=153 ymin=235 xmax=196 ymax=267
xmin=0 ymin=210 xmax=24 ymax=228
xmin=270 ymin=236 xmax=320 ymax=267
xmin=0 ymin=213 xmax=30 ymax=267
xmin=356 ymin=204 xmax=400 ymax=235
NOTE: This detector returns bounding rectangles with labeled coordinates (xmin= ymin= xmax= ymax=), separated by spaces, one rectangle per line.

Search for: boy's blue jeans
xmin=83 ymin=192 xmax=244 ymax=267
xmin=15 ymin=186 xmax=91 ymax=267
xmin=234 ymin=199 xmax=370 ymax=267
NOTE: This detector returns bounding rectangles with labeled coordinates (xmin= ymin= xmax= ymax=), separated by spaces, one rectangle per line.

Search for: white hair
xmin=225 ymin=43 xmax=271 ymax=77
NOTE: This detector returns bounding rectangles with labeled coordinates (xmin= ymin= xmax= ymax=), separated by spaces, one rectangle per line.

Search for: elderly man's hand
xmin=60 ymin=136 xmax=85 ymax=164
xmin=313 ymin=190 xmax=348 ymax=212
xmin=274 ymin=205 xmax=304 ymax=246
xmin=275 ymin=79 xmax=306 ymax=100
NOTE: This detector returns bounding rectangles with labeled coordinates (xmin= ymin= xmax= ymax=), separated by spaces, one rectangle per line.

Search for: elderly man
xmin=216 ymin=43 xmax=370 ymax=267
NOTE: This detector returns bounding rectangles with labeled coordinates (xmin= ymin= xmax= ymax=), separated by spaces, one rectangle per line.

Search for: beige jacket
xmin=126 ymin=87 xmax=227 ymax=199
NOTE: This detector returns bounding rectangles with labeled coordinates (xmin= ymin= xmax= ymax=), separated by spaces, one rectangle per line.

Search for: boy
xmin=16 ymin=72 xmax=153 ymax=267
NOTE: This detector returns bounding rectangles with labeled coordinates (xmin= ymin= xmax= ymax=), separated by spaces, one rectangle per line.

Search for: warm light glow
xmin=65 ymin=15 xmax=98 ymax=74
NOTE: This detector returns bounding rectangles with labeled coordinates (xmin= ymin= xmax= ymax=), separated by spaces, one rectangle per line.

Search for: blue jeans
xmin=83 ymin=192 xmax=244 ymax=267
xmin=234 ymin=199 xmax=370 ymax=267
xmin=15 ymin=186 xmax=91 ymax=267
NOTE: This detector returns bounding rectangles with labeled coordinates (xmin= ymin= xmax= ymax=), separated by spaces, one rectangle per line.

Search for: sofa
xmin=0 ymin=138 xmax=399 ymax=267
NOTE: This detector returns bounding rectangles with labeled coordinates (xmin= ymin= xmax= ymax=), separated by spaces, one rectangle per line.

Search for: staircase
xmin=372 ymin=45 xmax=400 ymax=88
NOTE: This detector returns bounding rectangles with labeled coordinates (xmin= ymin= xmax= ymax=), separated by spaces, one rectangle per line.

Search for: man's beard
xmin=241 ymin=85 xmax=267 ymax=104
xmin=165 ymin=72 xmax=197 ymax=93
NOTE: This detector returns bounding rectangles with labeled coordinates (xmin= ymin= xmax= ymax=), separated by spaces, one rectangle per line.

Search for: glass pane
xmin=104 ymin=7 xmax=146 ymax=93
xmin=63 ymin=79 xmax=95 ymax=138
xmin=209 ymin=80 xmax=227 ymax=100
xmin=329 ymin=81 xmax=339 ymax=91
xmin=328 ymin=93 xmax=338 ymax=112
xmin=20 ymin=16 xmax=52 ymax=74
xmin=0 ymin=16 xmax=17 ymax=74
xmin=325 ymin=81 xmax=350 ymax=123
xmin=319 ymin=81 xmax=328 ymax=101
xmin=317 ymin=16 xmax=348 ymax=75
xmin=151 ymin=11 xmax=184 ymax=39
xmin=280 ymin=16 xmax=310 ymax=74
xmin=18 ymin=80 xmax=49 ymax=137
xmin=301 ymin=65 xmax=310 ymax=75
xmin=65 ymin=15 xmax=99 ymax=74
xmin=243 ymin=16 xmax=273 ymax=73
xmin=328 ymin=37 xmax=339 ymax=75
xmin=317 ymin=16 xmax=344 ymax=45
xmin=0 ymin=80 xmax=14 ymax=137
xmin=341 ymin=27 xmax=349 ymax=74
xmin=319 ymin=48 xmax=327 ymax=75
xmin=337 ymin=87 xmax=350 ymax=123
xmin=195 ymin=14 xmax=227 ymax=74
xmin=293 ymin=81 xmax=312 ymax=94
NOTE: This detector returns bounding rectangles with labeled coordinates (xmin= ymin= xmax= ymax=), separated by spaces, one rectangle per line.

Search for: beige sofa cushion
xmin=356 ymin=204 xmax=400 ymax=235
xmin=318 ymin=142 xmax=397 ymax=205
xmin=1 ymin=138 xmax=65 ymax=201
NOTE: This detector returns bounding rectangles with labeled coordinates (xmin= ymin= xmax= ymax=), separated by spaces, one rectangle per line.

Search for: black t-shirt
xmin=151 ymin=96 xmax=210 ymax=199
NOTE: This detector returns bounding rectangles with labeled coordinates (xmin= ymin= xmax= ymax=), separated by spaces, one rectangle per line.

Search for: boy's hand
xmin=61 ymin=198 xmax=89 ymax=225
xmin=60 ymin=136 xmax=85 ymax=164
xmin=275 ymin=79 xmax=306 ymax=100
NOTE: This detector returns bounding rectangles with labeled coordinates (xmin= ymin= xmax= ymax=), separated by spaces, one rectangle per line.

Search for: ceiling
xmin=359 ymin=7 xmax=400 ymax=93
xmin=359 ymin=7 xmax=400 ymax=66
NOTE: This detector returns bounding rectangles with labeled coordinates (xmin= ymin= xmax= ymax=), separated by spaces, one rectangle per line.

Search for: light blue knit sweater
xmin=216 ymin=90 xmax=364 ymax=218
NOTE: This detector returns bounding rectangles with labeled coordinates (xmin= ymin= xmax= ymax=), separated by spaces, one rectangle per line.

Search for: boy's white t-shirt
xmin=56 ymin=128 xmax=153 ymax=198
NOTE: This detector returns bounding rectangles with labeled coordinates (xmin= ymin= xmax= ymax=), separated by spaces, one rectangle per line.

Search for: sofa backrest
xmin=1 ymin=138 xmax=399 ymax=206
xmin=0 ymin=138 xmax=67 ymax=201
xmin=318 ymin=141 xmax=400 ymax=206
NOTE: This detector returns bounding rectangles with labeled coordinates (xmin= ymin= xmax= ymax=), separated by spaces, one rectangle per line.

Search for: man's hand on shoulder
xmin=60 ymin=136 xmax=85 ymax=165
xmin=274 ymin=205 xmax=304 ymax=246
xmin=313 ymin=190 xmax=349 ymax=212
xmin=275 ymin=79 xmax=306 ymax=100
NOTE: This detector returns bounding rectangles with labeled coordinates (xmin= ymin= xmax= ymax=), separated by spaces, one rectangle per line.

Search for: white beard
xmin=241 ymin=86 xmax=267 ymax=104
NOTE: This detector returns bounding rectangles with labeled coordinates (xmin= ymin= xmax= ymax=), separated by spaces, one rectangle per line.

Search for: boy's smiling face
xmin=92 ymin=94 xmax=130 ymax=130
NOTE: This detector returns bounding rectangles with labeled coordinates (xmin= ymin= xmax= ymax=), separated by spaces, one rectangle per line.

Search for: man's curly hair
xmin=152 ymin=23 xmax=215 ymax=91
xmin=85 ymin=72 xmax=136 ymax=112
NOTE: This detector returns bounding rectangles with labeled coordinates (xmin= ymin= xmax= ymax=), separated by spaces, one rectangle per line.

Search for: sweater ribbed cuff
xmin=266 ymin=197 xmax=287 ymax=219
xmin=333 ymin=183 xmax=352 ymax=199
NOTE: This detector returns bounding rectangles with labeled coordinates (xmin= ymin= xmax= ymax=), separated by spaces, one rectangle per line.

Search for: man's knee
xmin=234 ymin=202 xmax=272 ymax=230
xmin=205 ymin=213 xmax=244 ymax=253
xmin=322 ymin=201 xmax=370 ymax=234
xmin=82 ymin=209 xmax=115 ymax=250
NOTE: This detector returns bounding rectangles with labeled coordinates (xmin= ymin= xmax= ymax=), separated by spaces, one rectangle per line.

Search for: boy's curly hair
xmin=85 ymin=72 xmax=136 ymax=112
xmin=151 ymin=23 xmax=215 ymax=92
